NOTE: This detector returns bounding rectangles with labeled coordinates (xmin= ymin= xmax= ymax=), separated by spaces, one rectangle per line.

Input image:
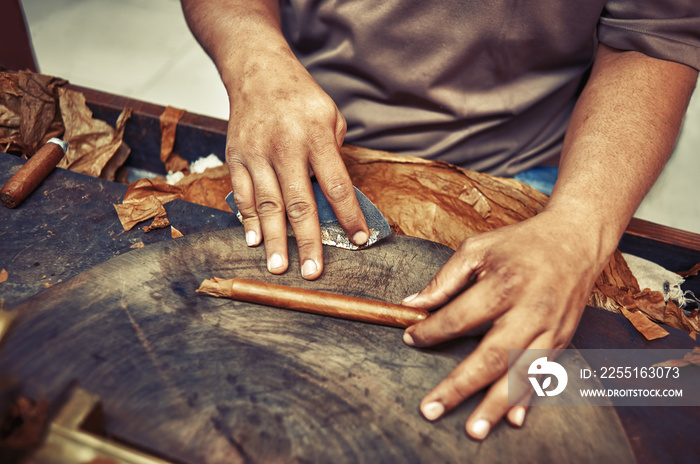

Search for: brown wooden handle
xmin=1 ymin=139 xmax=68 ymax=208
xmin=197 ymin=277 xmax=429 ymax=328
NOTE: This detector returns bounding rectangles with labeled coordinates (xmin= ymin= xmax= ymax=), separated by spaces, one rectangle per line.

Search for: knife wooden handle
xmin=197 ymin=277 xmax=429 ymax=328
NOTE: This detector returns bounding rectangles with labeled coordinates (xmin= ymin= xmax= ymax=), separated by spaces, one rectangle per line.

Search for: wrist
xmin=535 ymin=205 xmax=623 ymax=274
xmin=218 ymin=31 xmax=293 ymax=88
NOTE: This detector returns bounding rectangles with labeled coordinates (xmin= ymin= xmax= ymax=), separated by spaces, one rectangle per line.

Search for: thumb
xmin=402 ymin=241 xmax=481 ymax=310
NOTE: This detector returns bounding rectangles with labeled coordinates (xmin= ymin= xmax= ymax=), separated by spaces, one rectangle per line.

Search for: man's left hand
xmin=401 ymin=211 xmax=603 ymax=439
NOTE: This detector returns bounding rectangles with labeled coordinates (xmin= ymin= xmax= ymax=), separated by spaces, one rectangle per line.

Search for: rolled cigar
xmin=197 ymin=277 xmax=429 ymax=328
xmin=1 ymin=138 xmax=69 ymax=209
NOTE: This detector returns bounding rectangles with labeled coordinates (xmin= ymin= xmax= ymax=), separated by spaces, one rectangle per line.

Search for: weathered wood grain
xmin=0 ymin=229 xmax=634 ymax=463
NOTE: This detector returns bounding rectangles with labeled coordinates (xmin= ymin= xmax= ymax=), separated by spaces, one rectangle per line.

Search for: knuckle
xmin=430 ymin=307 xmax=468 ymax=340
xmin=256 ymin=199 xmax=285 ymax=217
xmin=426 ymin=273 xmax=452 ymax=297
xmin=482 ymin=263 xmax=525 ymax=309
xmin=286 ymin=199 xmax=317 ymax=222
xmin=324 ymin=181 xmax=354 ymax=204
xmin=336 ymin=115 xmax=347 ymax=139
xmin=225 ymin=144 xmax=241 ymax=161
xmin=270 ymin=137 xmax=293 ymax=159
xmin=233 ymin=191 xmax=256 ymax=215
xmin=305 ymin=93 xmax=337 ymax=116
xmin=225 ymin=151 xmax=246 ymax=172
xmin=478 ymin=346 xmax=509 ymax=377
xmin=493 ymin=265 xmax=524 ymax=292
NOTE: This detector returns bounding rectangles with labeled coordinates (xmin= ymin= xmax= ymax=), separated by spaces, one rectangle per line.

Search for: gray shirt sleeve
xmin=598 ymin=0 xmax=700 ymax=70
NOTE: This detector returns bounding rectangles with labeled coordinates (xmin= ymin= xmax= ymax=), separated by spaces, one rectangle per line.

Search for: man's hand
xmin=401 ymin=212 xmax=599 ymax=439
xmin=225 ymin=48 xmax=369 ymax=279
xmin=181 ymin=0 xmax=369 ymax=280
xmin=401 ymin=44 xmax=697 ymax=440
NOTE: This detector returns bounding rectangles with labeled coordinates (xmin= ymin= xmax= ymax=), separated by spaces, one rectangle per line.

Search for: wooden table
xmin=1 ymin=86 xmax=698 ymax=463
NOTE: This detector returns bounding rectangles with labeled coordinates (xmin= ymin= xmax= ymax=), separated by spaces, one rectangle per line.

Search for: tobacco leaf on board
xmin=113 ymin=167 xmax=233 ymax=231
xmin=113 ymin=194 xmax=167 ymax=232
xmin=159 ymin=105 xmax=189 ymax=174
xmin=142 ymin=216 xmax=171 ymax=233
xmin=57 ymin=88 xmax=132 ymax=181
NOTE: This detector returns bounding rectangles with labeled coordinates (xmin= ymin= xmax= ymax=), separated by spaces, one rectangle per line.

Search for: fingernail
xmin=403 ymin=332 xmax=416 ymax=346
xmin=509 ymin=407 xmax=526 ymax=427
xmin=246 ymin=230 xmax=257 ymax=246
xmin=301 ymin=259 xmax=318 ymax=278
xmin=421 ymin=401 xmax=444 ymax=421
xmin=268 ymin=253 xmax=284 ymax=272
xmin=402 ymin=293 xmax=419 ymax=304
xmin=352 ymin=231 xmax=368 ymax=245
xmin=470 ymin=419 xmax=490 ymax=440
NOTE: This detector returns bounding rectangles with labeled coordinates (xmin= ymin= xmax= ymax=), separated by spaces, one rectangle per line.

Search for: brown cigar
xmin=1 ymin=138 xmax=69 ymax=209
xmin=197 ymin=277 xmax=429 ymax=328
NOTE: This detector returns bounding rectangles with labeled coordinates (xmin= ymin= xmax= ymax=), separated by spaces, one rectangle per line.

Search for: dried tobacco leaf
xmin=142 ymin=216 xmax=171 ymax=233
xmin=122 ymin=177 xmax=183 ymax=205
xmin=340 ymin=145 xmax=548 ymax=250
xmin=196 ymin=276 xmax=232 ymax=298
xmin=171 ymin=226 xmax=184 ymax=238
xmin=0 ymin=268 xmax=8 ymax=283
xmin=618 ymin=306 xmax=669 ymax=340
xmin=113 ymin=169 xmax=232 ymax=231
xmin=115 ymin=166 xmax=232 ymax=219
xmin=631 ymin=289 xmax=667 ymax=322
xmin=113 ymin=195 xmax=167 ymax=232
xmin=57 ymin=88 xmax=132 ymax=180
xmin=177 ymin=166 xmax=232 ymax=212
xmin=159 ymin=106 xmax=189 ymax=174
xmin=678 ymin=262 xmax=700 ymax=278
xmin=663 ymin=300 xmax=700 ymax=334
xmin=588 ymin=250 xmax=640 ymax=314
xmin=0 ymin=71 xmax=66 ymax=156
xmin=653 ymin=347 xmax=700 ymax=368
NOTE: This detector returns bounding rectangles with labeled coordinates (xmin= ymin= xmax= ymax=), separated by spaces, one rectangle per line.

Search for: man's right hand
xmin=225 ymin=48 xmax=369 ymax=279
xmin=181 ymin=0 xmax=369 ymax=279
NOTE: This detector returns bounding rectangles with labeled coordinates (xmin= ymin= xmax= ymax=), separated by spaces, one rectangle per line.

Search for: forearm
xmin=181 ymin=0 xmax=290 ymax=88
xmin=546 ymin=44 xmax=698 ymax=264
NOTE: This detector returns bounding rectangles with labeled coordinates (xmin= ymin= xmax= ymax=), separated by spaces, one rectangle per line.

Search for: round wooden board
xmin=0 ymin=229 xmax=635 ymax=463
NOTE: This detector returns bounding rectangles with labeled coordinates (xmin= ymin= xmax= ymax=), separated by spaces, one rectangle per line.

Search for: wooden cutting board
xmin=0 ymin=229 xmax=635 ymax=463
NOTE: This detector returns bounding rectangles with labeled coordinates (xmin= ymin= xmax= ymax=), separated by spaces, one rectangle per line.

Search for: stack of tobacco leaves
xmin=341 ymin=146 xmax=699 ymax=340
xmin=0 ymin=72 xmax=65 ymax=155
xmin=0 ymin=70 xmax=131 ymax=181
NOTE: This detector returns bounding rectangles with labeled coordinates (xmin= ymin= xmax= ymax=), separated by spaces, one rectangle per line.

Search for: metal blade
xmin=225 ymin=182 xmax=391 ymax=250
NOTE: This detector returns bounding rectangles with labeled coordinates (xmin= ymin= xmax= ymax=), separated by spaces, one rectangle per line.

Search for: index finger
xmin=309 ymin=143 xmax=369 ymax=246
xmin=416 ymin=314 xmax=542 ymax=422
